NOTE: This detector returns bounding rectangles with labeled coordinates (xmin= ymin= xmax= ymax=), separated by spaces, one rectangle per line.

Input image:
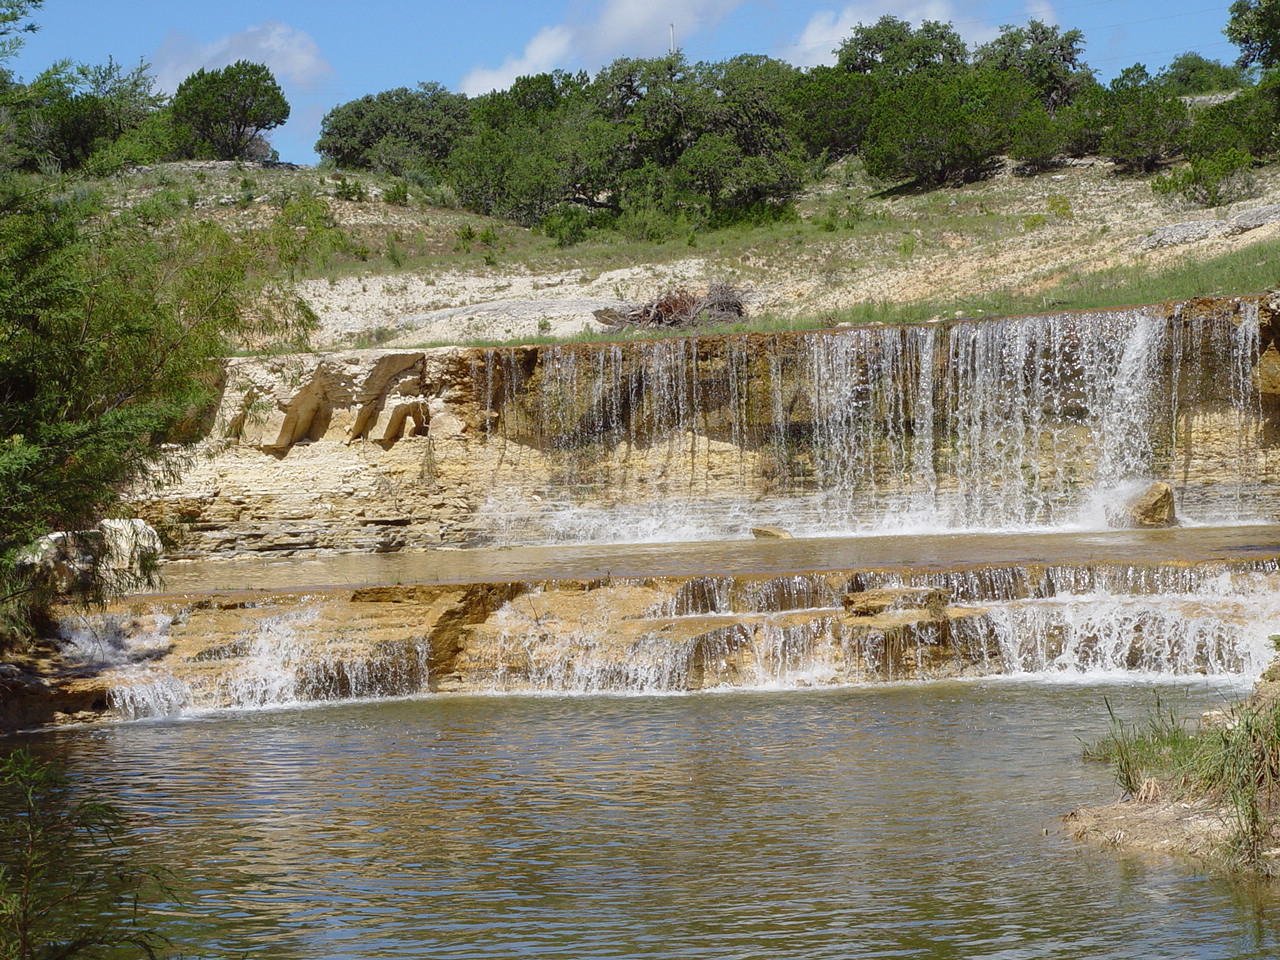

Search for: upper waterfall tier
xmin=139 ymin=297 xmax=1280 ymax=556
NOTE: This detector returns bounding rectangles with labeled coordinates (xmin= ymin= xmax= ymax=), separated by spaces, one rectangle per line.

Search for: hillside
xmin=107 ymin=155 xmax=1280 ymax=351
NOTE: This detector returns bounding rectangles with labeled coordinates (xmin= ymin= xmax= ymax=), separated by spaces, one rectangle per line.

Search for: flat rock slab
xmin=149 ymin=524 xmax=1280 ymax=594
xmin=1142 ymin=203 xmax=1280 ymax=249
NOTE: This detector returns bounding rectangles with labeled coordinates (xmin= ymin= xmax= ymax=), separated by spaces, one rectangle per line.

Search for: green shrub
xmin=452 ymin=223 xmax=475 ymax=253
xmin=332 ymin=175 xmax=368 ymax=202
xmin=616 ymin=201 xmax=690 ymax=244
xmin=1008 ymin=103 xmax=1065 ymax=172
xmin=541 ymin=203 xmax=606 ymax=247
xmin=1046 ymin=193 xmax=1074 ymax=219
xmin=1158 ymin=51 xmax=1251 ymax=96
xmin=1184 ymin=82 xmax=1280 ymax=161
xmin=385 ymin=234 xmax=405 ymax=268
xmin=863 ymin=68 xmax=1032 ymax=185
xmin=1152 ymin=149 xmax=1256 ymax=207
xmin=382 ymin=179 xmax=410 ymax=206
xmin=420 ymin=182 xmax=460 ymax=208
xmin=1101 ymin=65 xmax=1189 ymax=172
xmin=1057 ymin=84 xmax=1108 ymax=157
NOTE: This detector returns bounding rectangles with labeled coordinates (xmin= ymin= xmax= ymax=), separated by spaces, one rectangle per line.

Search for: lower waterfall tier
xmin=13 ymin=526 xmax=1279 ymax=725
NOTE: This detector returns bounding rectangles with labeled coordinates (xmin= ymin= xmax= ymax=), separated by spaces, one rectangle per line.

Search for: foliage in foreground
xmin=0 ymin=171 xmax=331 ymax=642
xmin=0 ymin=749 xmax=169 ymax=959
xmin=0 ymin=1 xmax=326 ymax=642
xmin=1084 ymin=694 xmax=1280 ymax=874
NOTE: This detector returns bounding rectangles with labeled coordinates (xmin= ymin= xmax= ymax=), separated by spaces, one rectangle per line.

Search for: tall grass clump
xmin=1082 ymin=695 xmax=1197 ymax=795
xmin=1186 ymin=699 xmax=1280 ymax=871
xmin=1085 ymin=695 xmax=1280 ymax=874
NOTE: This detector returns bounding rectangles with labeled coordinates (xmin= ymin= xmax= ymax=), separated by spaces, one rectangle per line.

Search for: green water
xmin=17 ymin=680 xmax=1280 ymax=959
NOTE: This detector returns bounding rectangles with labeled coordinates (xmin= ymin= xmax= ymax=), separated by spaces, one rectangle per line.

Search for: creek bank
xmin=1066 ymin=662 xmax=1280 ymax=874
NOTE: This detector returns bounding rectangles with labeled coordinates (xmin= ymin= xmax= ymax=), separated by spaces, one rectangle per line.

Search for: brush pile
xmin=594 ymin=282 xmax=746 ymax=329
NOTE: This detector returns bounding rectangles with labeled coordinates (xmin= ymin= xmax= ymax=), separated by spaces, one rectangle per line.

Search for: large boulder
xmin=15 ymin=519 xmax=162 ymax=592
xmin=1115 ymin=482 xmax=1178 ymax=528
xmin=98 ymin=519 xmax=162 ymax=576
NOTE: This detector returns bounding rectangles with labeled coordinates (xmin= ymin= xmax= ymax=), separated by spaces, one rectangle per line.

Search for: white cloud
xmin=154 ymin=21 xmax=333 ymax=94
xmin=586 ymin=0 xmax=743 ymax=58
xmin=1024 ymin=1 xmax=1058 ymax=25
xmin=460 ymin=25 xmax=574 ymax=96
xmin=787 ymin=3 xmax=999 ymax=68
xmin=460 ymin=0 xmax=746 ymax=95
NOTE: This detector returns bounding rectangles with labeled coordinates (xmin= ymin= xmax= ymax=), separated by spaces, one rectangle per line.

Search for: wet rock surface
xmin=14 ymin=540 xmax=1280 ymax=731
xmin=131 ymin=296 xmax=1280 ymax=560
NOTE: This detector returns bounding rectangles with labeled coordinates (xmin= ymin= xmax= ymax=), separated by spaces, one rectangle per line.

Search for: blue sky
xmin=6 ymin=1 xmax=1242 ymax=164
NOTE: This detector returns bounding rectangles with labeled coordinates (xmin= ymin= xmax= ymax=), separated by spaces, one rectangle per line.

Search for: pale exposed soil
xmin=1064 ymin=796 xmax=1240 ymax=866
xmin=295 ymin=260 xmax=715 ymax=345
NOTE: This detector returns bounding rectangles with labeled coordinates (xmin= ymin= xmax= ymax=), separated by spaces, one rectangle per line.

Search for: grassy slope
xmin=103 ymin=156 xmax=1280 ymax=350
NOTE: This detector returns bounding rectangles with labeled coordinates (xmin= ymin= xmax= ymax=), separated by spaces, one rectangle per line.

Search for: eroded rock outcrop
xmin=32 ymin=574 xmax=1001 ymax=725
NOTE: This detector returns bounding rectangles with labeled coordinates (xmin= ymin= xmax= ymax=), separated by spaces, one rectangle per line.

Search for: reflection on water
xmin=21 ymin=682 xmax=1280 ymax=959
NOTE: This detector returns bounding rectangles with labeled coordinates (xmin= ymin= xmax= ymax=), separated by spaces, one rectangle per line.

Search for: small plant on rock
xmin=332 ymin=175 xmax=367 ymax=202
xmin=382 ymin=179 xmax=410 ymax=206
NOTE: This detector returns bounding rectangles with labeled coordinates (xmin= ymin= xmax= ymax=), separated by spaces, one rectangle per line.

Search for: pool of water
xmin=153 ymin=525 xmax=1280 ymax=594
xmin=18 ymin=680 xmax=1280 ymax=959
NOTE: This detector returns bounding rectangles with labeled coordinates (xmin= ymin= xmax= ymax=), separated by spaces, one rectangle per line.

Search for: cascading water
xmin=101 ymin=606 xmax=432 ymax=720
xmin=443 ymin=561 xmax=1280 ymax=695
xmin=473 ymin=303 xmax=1269 ymax=544
xmin=63 ymin=298 xmax=1280 ymax=720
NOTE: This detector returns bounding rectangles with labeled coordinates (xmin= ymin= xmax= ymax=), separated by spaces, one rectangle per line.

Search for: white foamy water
xmin=472 ymin=304 xmax=1267 ymax=545
xmin=105 ymin=609 xmax=431 ymax=720
xmin=457 ymin=568 xmax=1280 ymax=696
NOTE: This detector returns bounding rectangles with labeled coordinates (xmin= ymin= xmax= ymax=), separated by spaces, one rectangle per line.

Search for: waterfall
xmin=74 ymin=299 xmax=1280 ymax=718
xmin=102 ymin=607 xmax=432 ymax=720
xmin=443 ymin=563 xmax=1280 ymax=695
xmin=473 ymin=303 xmax=1267 ymax=544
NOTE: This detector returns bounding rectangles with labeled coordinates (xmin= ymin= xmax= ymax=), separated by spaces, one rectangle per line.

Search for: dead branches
xmin=594 ymin=282 xmax=746 ymax=330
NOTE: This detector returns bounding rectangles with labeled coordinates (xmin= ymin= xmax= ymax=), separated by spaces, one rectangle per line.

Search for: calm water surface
xmin=21 ymin=681 xmax=1280 ymax=959
xmin=153 ymin=525 xmax=1280 ymax=593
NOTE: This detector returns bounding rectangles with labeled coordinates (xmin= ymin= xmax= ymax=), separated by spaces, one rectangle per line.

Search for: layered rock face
xmin=134 ymin=297 xmax=1280 ymax=558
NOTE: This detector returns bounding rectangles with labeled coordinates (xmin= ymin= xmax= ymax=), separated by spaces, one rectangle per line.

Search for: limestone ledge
xmin=129 ymin=297 xmax=1280 ymax=560
xmin=3 ymin=580 xmax=1005 ymax=730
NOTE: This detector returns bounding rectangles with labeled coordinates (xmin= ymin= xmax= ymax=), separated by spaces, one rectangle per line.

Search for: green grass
xmin=827 ymin=237 xmax=1280 ymax=325
xmin=100 ymin=158 xmax=1280 ymax=354
xmin=1082 ymin=694 xmax=1200 ymax=794
xmin=1084 ymin=694 xmax=1280 ymax=874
